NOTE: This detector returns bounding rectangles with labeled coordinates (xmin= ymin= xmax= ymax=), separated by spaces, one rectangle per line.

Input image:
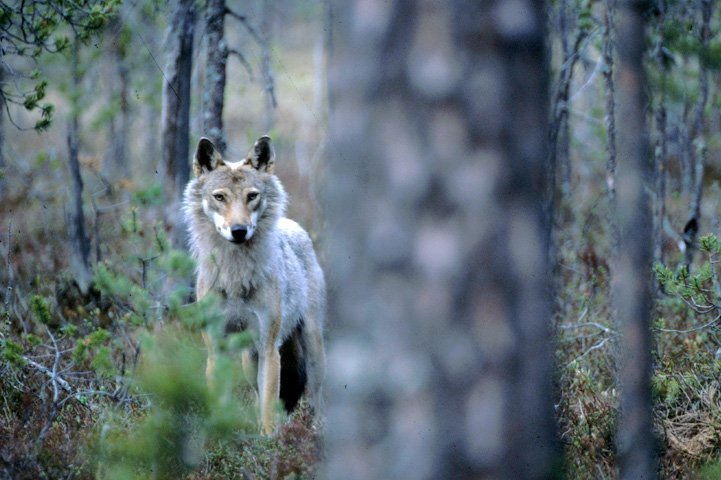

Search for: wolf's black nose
xmin=231 ymin=224 xmax=248 ymax=242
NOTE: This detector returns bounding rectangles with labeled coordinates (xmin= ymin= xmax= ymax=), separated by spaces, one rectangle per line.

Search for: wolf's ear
xmin=244 ymin=135 xmax=275 ymax=173
xmin=193 ymin=138 xmax=224 ymax=176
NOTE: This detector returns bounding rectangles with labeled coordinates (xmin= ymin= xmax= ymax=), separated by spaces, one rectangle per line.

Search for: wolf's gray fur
xmin=182 ymin=136 xmax=326 ymax=434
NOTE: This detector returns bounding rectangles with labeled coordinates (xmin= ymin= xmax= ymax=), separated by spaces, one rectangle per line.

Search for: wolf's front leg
xmin=258 ymin=344 xmax=281 ymax=435
xmin=202 ymin=330 xmax=217 ymax=388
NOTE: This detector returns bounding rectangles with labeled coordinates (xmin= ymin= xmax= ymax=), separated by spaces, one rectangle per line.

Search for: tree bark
xmin=0 ymin=66 xmax=5 ymax=196
xmin=161 ymin=0 xmax=195 ymax=247
xmin=685 ymin=0 xmax=711 ymax=268
xmin=323 ymin=1 xmax=558 ymax=478
xmin=260 ymin=0 xmax=276 ymax=132
xmin=653 ymin=0 xmax=668 ymax=270
xmin=603 ymin=0 xmax=621 ymax=348
xmin=202 ymin=0 xmax=227 ymax=154
xmin=613 ymin=1 xmax=656 ymax=478
xmin=112 ymin=22 xmax=131 ymax=181
xmin=67 ymin=38 xmax=91 ymax=293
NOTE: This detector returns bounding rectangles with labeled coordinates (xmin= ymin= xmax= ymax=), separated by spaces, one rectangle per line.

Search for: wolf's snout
xmin=231 ymin=224 xmax=249 ymax=243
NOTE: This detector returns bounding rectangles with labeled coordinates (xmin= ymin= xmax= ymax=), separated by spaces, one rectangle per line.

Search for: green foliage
xmin=2 ymin=0 xmax=120 ymax=130
xmin=30 ymin=294 xmax=52 ymax=325
xmin=95 ymin=328 xmax=257 ymax=479
xmin=73 ymin=328 xmax=113 ymax=376
xmin=1 ymin=338 xmax=27 ymax=368
xmin=576 ymin=0 xmax=593 ymax=34
xmin=132 ymin=184 xmax=164 ymax=207
xmin=656 ymin=234 xmax=721 ymax=317
xmin=652 ymin=372 xmax=681 ymax=405
xmin=699 ymin=459 xmax=721 ymax=480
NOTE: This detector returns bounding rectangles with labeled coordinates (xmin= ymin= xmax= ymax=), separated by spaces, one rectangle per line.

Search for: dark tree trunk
xmin=685 ymin=0 xmax=711 ymax=268
xmin=112 ymin=23 xmax=131 ymax=181
xmin=603 ymin=0 xmax=621 ymax=345
xmin=556 ymin=0 xmax=574 ymax=197
xmin=0 ymin=67 xmax=5 ymax=196
xmin=323 ymin=1 xmax=558 ymax=478
xmin=202 ymin=0 xmax=227 ymax=154
xmin=161 ymin=0 xmax=195 ymax=246
xmin=67 ymin=38 xmax=91 ymax=293
xmin=613 ymin=1 xmax=657 ymax=478
xmin=653 ymin=0 xmax=668 ymax=270
xmin=603 ymin=0 xmax=619 ymax=258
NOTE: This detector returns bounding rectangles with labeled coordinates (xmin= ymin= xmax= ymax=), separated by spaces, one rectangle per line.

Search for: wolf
xmin=182 ymin=135 xmax=326 ymax=434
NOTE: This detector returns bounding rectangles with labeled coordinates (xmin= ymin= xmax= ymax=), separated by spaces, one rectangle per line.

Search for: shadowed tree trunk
xmin=653 ymin=0 xmax=668 ymax=270
xmin=613 ymin=1 xmax=656 ymax=478
xmin=603 ymin=0 xmax=621 ymax=348
xmin=0 ymin=67 xmax=5 ymax=196
xmin=202 ymin=0 xmax=227 ymax=154
xmin=549 ymin=0 xmax=588 ymax=202
xmin=111 ymin=22 xmax=131 ymax=181
xmin=684 ymin=0 xmax=711 ymax=268
xmin=323 ymin=1 xmax=558 ymax=478
xmin=67 ymin=37 xmax=91 ymax=293
xmin=161 ymin=0 xmax=195 ymax=247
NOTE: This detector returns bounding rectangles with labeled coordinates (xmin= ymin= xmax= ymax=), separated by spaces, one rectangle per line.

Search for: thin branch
xmin=567 ymin=336 xmax=612 ymax=367
xmin=228 ymin=48 xmax=254 ymax=79
xmin=47 ymin=326 xmax=61 ymax=404
xmin=25 ymin=357 xmax=73 ymax=395
xmin=559 ymin=321 xmax=613 ymax=334
xmin=655 ymin=311 xmax=721 ymax=333
xmin=225 ymin=7 xmax=262 ymax=44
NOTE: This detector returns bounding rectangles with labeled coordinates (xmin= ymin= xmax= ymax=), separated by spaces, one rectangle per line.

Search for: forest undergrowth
xmin=555 ymin=191 xmax=721 ymax=479
xmin=0 ymin=177 xmax=322 ymax=479
xmin=4 ymin=163 xmax=721 ymax=479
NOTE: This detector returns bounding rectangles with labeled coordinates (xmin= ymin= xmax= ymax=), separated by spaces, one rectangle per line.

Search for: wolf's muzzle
xmin=231 ymin=224 xmax=249 ymax=243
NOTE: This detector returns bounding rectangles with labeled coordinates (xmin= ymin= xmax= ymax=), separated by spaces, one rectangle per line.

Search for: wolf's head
xmin=190 ymin=136 xmax=283 ymax=244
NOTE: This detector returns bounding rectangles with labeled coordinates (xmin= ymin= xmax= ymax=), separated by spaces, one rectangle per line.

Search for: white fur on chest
xmin=195 ymin=219 xmax=309 ymax=346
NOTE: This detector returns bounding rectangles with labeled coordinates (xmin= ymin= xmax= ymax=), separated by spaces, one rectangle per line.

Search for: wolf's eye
xmin=213 ymin=193 xmax=225 ymax=202
xmin=247 ymin=192 xmax=259 ymax=202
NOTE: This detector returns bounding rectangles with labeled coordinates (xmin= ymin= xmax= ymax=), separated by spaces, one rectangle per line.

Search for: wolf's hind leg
xmin=300 ymin=315 xmax=326 ymax=413
xmin=279 ymin=327 xmax=307 ymax=412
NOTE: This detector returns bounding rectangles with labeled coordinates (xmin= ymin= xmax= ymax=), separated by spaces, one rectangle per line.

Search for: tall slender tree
xmin=685 ymin=0 xmax=711 ymax=268
xmin=67 ymin=37 xmax=92 ymax=293
xmin=259 ymin=0 xmax=276 ymax=132
xmin=161 ymin=0 xmax=195 ymax=246
xmin=0 ymin=66 xmax=5 ymax=195
xmin=653 ymin=0 xmax=668 ymax=270
xmin=323 ymin=1 xmax=558 ymax=478
xmin=202 ymin=0 xmax=228 ymax=154
xmin=613 ymin=1 xmax=656 ymax=477
xmin=110 ymin=19 xmax=131 ymax=181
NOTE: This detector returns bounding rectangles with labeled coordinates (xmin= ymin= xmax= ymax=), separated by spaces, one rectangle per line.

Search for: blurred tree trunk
xmin=161 ymin=0 xmax=195 ymax=247
xmin=685 ymin=0 xmax=711 ymax=268
xmin=550 ymin=0 xmax=586 ymax=201
xmin=603 ymin=0 xmax=620 ymax=345
xmin=260 ymin=0 xmax=276 ymax=132
xmin=653 ymin=0 xmax=668 ymax=270
xmin=202 ymin=0 xmax=227 ymax=154
xmin=67 ymin=38 xmax=92 ymax=293
xmin=323 ymin=1 xmax=558 ymax=478
xmin=111 ymin=21 xmax=131 ymax=182
xmin=613 ymin=1 xmax=656 ymax=478
xmin=0 ymin=67 xmax=5 ymax=196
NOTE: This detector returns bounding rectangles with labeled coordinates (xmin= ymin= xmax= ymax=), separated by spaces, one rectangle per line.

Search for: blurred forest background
xmin=4 ymin=0 xmax=721 ymax=479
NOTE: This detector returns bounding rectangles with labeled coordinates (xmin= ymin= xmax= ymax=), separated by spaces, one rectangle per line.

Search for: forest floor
xmin=553 ymin=190 xmax=721 ymax=479
xmin=3 ymin=169 xmax=721 ymax=479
